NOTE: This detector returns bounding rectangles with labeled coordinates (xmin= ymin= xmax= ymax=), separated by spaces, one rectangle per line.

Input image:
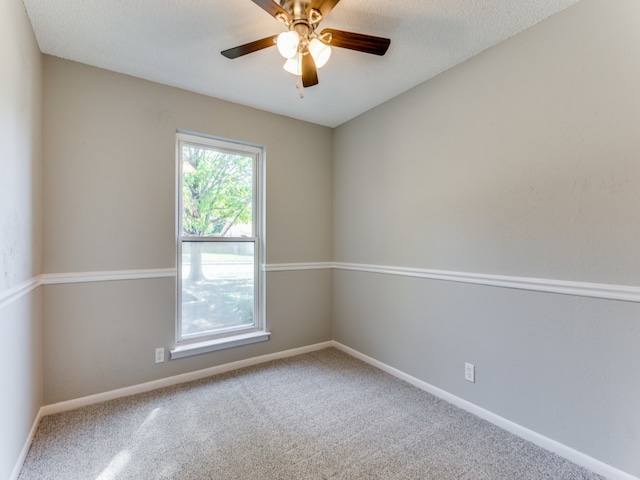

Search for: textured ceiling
xmin=22 ymin=0 xmax=581 ymax=127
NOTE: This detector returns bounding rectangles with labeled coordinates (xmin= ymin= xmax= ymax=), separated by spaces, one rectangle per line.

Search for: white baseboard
xmin=332 ymin=342 xmax=638 ymax=480
xmin=10 ymin=408 xmax=43 ymax=480
xmin=41 ymin=341 xmax=334 ymax=416
xmin=15 ymin=341 xmax=331 ymax=478
xmin=18 ymin=340 xmax=637 ymax=480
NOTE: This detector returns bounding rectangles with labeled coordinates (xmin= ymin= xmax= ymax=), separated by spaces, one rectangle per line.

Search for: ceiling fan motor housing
xmin=279 ymin=0 xmax=313 ymax=19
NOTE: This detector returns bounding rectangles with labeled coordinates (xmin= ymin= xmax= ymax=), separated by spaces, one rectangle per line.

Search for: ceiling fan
xmin=221 ymin=0 xmax=391 ymax=88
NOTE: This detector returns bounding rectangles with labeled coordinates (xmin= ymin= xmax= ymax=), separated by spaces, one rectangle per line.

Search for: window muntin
xmin=177 ymin=133 xmax=263 ymax=344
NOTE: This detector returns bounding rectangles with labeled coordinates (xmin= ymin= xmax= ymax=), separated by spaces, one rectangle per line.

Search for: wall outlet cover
xmin=155 ymin=347 xmax=165 ymax=363
xmin=465 ymin=363 xmax=475 ymax=383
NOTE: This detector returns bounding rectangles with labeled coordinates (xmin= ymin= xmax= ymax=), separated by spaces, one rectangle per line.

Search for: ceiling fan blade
xmin=321 ymin=28 xmax=390 ymax=56
xmin=221 ymin=35 xmax=278 ymax=59
xmin=307 ymin=0 xmax=341 ymax=19
xmin=301 ymin=51 xmax=319 ymax=87
xmin=251 ymin=0 xmax=291 ymax=22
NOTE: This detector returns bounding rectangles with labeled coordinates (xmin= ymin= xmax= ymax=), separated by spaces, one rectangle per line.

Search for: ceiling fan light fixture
xmin=221 ymin=0 xmax=391 ymax=89
xmin=277 ymin=30 xmax=300 ymax=59
xmin=308 ymin=37 xmax=331 ymax=68
xmin=283 ymin=53 xmax=302 ymax=76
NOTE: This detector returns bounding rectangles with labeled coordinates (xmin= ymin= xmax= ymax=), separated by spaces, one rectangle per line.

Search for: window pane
xmin=181 ymin=145 xmax=253 ymax=237
xmin=181 ymin=241 xmax=255 ymax=338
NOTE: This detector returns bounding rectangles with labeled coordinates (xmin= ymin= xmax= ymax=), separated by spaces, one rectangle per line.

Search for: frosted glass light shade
xmin=283 ymin=54 xmax=302 ymax=76
xmin=277 ymin=31 xmax=300 ymax=59
xmin=308 ymin=38 xmax=331 ymax=68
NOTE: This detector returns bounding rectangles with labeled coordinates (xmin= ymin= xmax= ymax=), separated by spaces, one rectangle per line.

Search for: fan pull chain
xmin=296 ymin=79 xmax=304 ymax=99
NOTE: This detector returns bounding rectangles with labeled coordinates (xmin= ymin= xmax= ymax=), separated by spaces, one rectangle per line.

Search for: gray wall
xmin=0 ymin=0 xmax=43 ymax=478
xmin=6 ymin=0 xmax=640 ymax=477
xmin=42 ymin=57 xmax=333 ymax=404
xmin=333 ymin=0 xmax=640 ymax=476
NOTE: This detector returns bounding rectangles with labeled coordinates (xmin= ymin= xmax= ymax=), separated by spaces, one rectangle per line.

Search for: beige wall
xmin=43 ymin=58 xmax=332 ymax=272
xmin=333 ymin=0 xmax=640 ymax=476
xmin=0 ymin=0 xmax=43 ymax=478
xmin=0 ymin=1 xmax=42 ymax=289
xmin=42 ymin=57 xmax=333 ymax=404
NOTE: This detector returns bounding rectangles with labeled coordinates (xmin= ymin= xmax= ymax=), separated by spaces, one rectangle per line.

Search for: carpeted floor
xmin=19 ymin=348 xmax=603 ymax=479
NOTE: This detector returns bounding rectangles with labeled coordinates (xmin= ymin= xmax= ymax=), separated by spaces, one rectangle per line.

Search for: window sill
xmin=170 ymin=331 xmax=270 ymax=360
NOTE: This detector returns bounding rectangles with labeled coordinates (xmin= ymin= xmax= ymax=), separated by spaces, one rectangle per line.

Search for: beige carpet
xmin=19 ymin=348 xmax=602 ymax=479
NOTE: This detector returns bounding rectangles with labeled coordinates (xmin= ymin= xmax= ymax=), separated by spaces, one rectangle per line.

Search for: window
xmin=173 ymin=133 xmax=266 ymax=357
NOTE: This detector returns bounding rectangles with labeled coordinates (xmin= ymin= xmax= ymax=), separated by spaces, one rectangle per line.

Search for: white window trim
xmin=174 ymin=132 xmax=267 ymax=358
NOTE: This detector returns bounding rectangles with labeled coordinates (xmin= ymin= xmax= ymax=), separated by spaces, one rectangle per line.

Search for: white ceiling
xmin=22 ymin=0 xmax=581 ymax=127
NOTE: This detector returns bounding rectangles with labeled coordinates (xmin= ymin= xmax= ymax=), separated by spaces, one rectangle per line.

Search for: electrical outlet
xmin=155 ymin=347 xmax=165 ymax=363
xmin=465 ymin=363 xmax=475 ymax=383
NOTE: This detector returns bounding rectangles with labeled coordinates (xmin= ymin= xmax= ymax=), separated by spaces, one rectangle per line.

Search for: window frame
xmin=174 ymin=132 xmax=266 ymax=353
